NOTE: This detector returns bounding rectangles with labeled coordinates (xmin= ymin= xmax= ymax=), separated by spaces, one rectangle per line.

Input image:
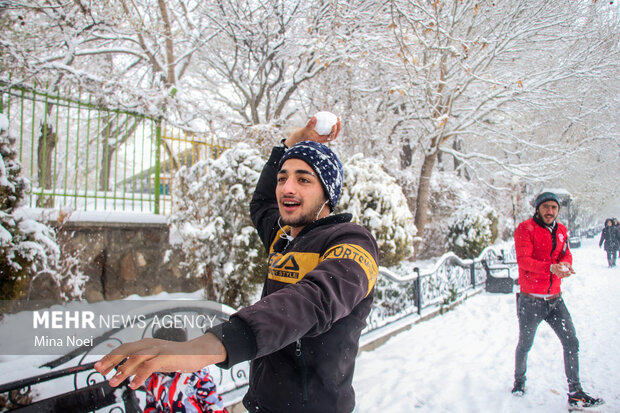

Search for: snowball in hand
xmin=313 ymin=111 xmax=338 ymax=136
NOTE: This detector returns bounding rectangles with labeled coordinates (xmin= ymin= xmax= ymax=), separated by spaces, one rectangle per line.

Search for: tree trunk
xmin=98 ymin=115 xmax=139 ymax=191
xmin=36 ymin=122 xmax=57 ymax=208
xmin=203 ymin=265 xmax=216 ymax=301
xmin=414 ymin=151 xmax=438 ymax=240
xmin=452 ymin=137 xmax=461 ymax=171
xmin=99 ymin=144 xmax=115 ymax=192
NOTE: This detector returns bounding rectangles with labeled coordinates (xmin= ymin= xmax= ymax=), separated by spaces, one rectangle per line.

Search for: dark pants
xmin=606 ymin=250 xmax=616 ymax=266
xmin=514 ymin=294 xmax=581 ymax=392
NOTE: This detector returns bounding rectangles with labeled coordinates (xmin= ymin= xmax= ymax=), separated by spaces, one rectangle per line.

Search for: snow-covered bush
xmin=339 ymin=154 xmax=416 ymax=266
xmin=416 ymin=171 xmax=497 ymax=259
xmin=169 ymin=143 xmax=267 ymax=308
xmin=0 ymin=115 xmax=63 ymax=302
xmin=447 ymin=201 xmax=498 ymax=259
xmin=245 ymin=123 xmax=283 ymax=157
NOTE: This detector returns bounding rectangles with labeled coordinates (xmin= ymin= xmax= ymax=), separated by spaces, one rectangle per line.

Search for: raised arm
xmin=250 ymin=116 xmax=342 ymax=249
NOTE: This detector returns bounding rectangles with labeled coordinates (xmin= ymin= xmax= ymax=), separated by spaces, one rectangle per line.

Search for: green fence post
xmin=140 ymin=119 xmax=146 ymax=211
xmin=94 ymin=108 xmax=101 ymax=210
xmin=75 ymin=89 xmax=82 ymax=208
xmin=122 ymin=112 xmax=128 ymax=210
xmin=154 ymin=119 xmax=162 ymax=214
xmin=41 ymin=83 xmax=50 ymax=204
xmin=112 ymin=112 xmax=119 ymax=209
xmin=19 ymin=88 xmax=25 ymax=167
xmin=30 ymin=87 xmax=36 ymax=206
xmin=103 ymin=110 xmax=110 ymax=210
xmin=63 ymin=90 xmax=70 ymax=206
xmin=84 ymin=95 xmax=92 ymax=211
xmin=52 ymin=89 xmax=60 ymax=208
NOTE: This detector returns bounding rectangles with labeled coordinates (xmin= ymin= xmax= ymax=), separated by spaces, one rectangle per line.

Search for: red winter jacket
xmin=514 ymin=216 xmax=572 ymax=295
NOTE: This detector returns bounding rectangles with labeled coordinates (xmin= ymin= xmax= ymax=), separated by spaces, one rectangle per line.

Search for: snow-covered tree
xmin=190 ymin=0 xmax=350 ymax=136
xmin=384 ymin=0 xmax=620 ymax=240
xmin=2 ymin=0 xmax=618 ymax=263
xmin=299 ymin=0 xmax=419 ymax=167
xmin=169 ymin=143 xmax=267 ymax=308
xmin=339 ymin=154 xmax=416 ymax=266
xmin=0 ymin=1 xmax=217 ymax=114
xmin=447 ymin=202 xmax=498 ymax=259
xmin=312 ymin=0 xmax=619 ymax=249
xmin=1 ymin=1 xmax=222 ymax=198
xmin=0 ymin=114 xmax=60 ymax=302
xmin=416 ymin=170 xmax=501 ymax=259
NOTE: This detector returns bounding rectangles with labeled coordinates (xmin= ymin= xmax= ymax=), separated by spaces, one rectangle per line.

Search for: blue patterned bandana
xmin=278 ymin=141 xmax=344 ymax=212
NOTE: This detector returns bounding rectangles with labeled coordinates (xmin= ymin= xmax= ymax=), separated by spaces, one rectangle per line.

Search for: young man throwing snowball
xmin=95 ymin=116 xmax=379 ymax=413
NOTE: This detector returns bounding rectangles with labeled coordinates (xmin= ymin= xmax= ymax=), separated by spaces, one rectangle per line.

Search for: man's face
xmin=538 ymin=200 xmax=559 ymax=225
xmin=276 ymin=158 xmax=329 ymax=233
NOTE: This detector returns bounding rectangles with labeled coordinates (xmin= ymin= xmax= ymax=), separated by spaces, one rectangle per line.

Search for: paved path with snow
xmin=354 ymin=237 xmax=620 ymax=413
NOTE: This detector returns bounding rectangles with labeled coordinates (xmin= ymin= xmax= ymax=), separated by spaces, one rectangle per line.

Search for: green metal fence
xmin=0 ymin=81 xmax=230 ymax=215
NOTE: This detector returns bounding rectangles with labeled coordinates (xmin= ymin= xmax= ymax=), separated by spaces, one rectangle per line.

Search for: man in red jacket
xmin=512 ymin=192 xmax=602 ymax=408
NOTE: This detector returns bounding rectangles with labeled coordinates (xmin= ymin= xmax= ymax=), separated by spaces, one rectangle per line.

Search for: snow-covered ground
xmin=353 ymin=236 xmax=620 ymax=412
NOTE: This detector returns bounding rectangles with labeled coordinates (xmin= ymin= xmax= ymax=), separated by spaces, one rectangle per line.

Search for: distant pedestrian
xmin=512 ymin=192 xmax=603 ymax=408
xmin=599 ymin=218 xmax=619 ymax=267
xmin=613 ymin=218 xmax=620 ymax=261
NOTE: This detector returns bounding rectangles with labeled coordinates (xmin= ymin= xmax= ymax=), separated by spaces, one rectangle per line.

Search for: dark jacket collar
xmin=533 ymin=213 xmax=556 ymax=231
xmin=296 ymin=213 xmax=352 ymax=238
xmin=274 ymin=213 xmax=353 ymax=252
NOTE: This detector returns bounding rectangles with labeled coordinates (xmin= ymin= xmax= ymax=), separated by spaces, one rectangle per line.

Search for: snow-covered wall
xmin=30 ymin=217 xmax=202 ymax=301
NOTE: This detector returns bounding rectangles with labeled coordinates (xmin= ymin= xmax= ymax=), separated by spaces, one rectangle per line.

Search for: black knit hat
xmin=278 ymin=141 xmax=343 ymax=211
xmin=534 ymin=192 xmax=561 ymax=210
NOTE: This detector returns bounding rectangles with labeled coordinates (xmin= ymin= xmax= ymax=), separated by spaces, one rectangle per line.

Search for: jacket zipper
xmin=548 ymin=224 xmax=558 ymax=294
xmin=296 ymin=338 xmax=309 ymax=403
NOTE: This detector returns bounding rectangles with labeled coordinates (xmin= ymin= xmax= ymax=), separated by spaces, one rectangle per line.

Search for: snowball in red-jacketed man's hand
xmin=313 ymin=111 xmax=338 ymax=136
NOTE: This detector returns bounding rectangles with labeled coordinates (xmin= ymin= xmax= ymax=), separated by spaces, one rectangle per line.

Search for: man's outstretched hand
xmin=93 ymin=333 xmax=226 ymax=389
xmin=284 ymin=116 xmax=341 ymax=148
xmin=551 ymin=262 xmax=576 ymax=278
